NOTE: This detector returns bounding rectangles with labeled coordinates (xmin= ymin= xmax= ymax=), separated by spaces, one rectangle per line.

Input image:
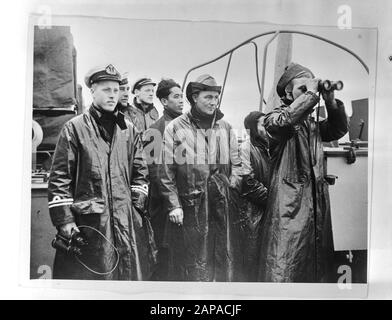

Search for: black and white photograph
xmin=29 ymin=14 xmax=373 ymax=286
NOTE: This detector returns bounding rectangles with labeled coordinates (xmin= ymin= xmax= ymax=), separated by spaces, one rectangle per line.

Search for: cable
xmin=74 ymin=225 xmax=120 ymax=276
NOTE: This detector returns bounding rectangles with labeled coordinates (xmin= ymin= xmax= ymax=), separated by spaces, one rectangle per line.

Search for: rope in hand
xmin=74 ymin=225 xmax=120 ymax=276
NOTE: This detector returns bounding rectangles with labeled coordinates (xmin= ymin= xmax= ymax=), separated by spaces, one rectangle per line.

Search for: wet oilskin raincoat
xmin=236 ymin=112 xmax=271 ymax=282
xmin=142 ymin=109 xmax=181 ymax=280
xmin=159 ymin=110 xmax=243 ymax=281
xmin=48 ymin=106 xmax=154 ymax=280
xmin=258 ymin=92 xmax=348 ymax=282
xmin=143 ymin=109 xmax=181 ymax=247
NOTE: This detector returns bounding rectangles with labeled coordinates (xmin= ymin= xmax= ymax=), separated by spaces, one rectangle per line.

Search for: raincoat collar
xmin=163 ymin=108 xmax=182 ymax=121
xmin=90 ymin=104 xmax=127 ymax=131
xmin=188 ymin=107 xmax=224 ymax=130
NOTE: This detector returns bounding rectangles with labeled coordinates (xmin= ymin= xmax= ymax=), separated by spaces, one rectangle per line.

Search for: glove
xmin=241 ymin=175 xmax=268 ymax=207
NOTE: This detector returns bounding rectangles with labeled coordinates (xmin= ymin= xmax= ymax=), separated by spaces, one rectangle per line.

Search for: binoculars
xmin=318 ymin=80 xmax=344 ymax=91
xmin=52 ymin=229 xmax=88 ymax=256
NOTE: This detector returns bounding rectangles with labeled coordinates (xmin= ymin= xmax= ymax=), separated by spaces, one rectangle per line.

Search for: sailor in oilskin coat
xmin=48 ymin=64 xmax=154 ymax=280
xmin=143 ymin=78 xmax=184 ymax=280
xmin=258 ymin=63 xmax=349 ymax=283
xmin=159 ymin=74 xmax=243 ymax=282
xmin=236 ymin=111 xmax=270 ymax=282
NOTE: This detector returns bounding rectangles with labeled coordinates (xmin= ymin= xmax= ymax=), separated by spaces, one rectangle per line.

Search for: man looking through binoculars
xmin=258 ymin=62 xmax=349 ymax=283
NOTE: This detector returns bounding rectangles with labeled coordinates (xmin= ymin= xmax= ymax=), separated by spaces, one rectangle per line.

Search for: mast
xmin=264 ymin=34 xmax=293 ymax=113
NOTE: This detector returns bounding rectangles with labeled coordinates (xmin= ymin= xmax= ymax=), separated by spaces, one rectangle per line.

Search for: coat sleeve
xmin=265 ymin=91 xmax=320 ymax=141
xmin=47 ymin=122 xmax=78 ymax=228
xmin=130 ymin=129 xmax=150 ymax=214
xmin=318 ymin=99 xmax=349 ymax=142
xmin=159 ymin=124 xmax=182 ymax=213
